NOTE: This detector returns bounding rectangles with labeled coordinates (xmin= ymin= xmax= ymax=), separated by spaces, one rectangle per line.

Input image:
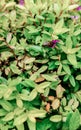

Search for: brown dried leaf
xmin=35 ymin=76 xmax=45 ymax=83
xmin=56 ymin=85 xmax=65 ymax=98
xmin=48 ymin=96 xmax=54 ymax=101
xmin=0 ymin=37 xmax=4 ymax=41
xmin=51 ymin=98 xmax=60 ymax=110
xmin=45 ymin=103 xmax=50 ymax=112
xmin=23 ymin=56 xmax=35 ymax=64
xmin=5 ymin=67 xmax=10 ymax=75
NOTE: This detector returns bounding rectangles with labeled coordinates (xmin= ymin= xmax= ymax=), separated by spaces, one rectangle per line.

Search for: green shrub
xmin=0 ymin=0 xmax=81 ymax=130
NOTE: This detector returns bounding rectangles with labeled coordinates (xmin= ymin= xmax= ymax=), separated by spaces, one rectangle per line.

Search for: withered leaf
xmin=35 ymin=76 xmax=45 ymax=83
xmin=51 ymin=98 xmax=60 ymax=110
xmin=56 ymin=85 xmax=65 ymax=98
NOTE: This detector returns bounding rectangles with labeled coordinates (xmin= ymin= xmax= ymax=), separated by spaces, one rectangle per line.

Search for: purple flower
xmin=51 ymin=40 xmax=59 ymax=48
xmin=76 ymin=6 xmax=81 ymax=11
xmin=43 ymin=39 xmax=59 ymax=48
xmin=70 ymin=15 xmax=79 ymax=20
xmin=19 ymin=0 xmax=24 ymax=6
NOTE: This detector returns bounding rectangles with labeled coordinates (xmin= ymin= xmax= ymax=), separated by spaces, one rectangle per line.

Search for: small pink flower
xmin=70 ymin=15 xmax=79 ymax=20
xmin=76 ymin=6 xmax=81 ymax=11
xmin=19 ymin=0 xmax=24 ymax=6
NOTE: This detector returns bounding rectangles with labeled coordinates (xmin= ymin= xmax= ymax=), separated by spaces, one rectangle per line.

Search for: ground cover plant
xmin=0 ymin=0 xmax=81 ymax=130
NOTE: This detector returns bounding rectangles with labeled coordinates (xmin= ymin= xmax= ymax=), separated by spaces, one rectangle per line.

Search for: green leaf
xmin=37 ymin=15 xmax=44 ymax=20
xmin=27 ymin=89 xmax=37 ymax=101
xmin=14 ymin=112 xmax=28 ymax=126
xmin=62 ymin=113 xmax=72 ymax=130
xmin=70 ymin=48 xmax=80 ymax=54
xmin=69 ymin=75 xmax=76 ymax=87
xmin=66 ymin=36 xmax=72 ymax=49
xmin=30 ymin=72 xmax=39 ymax=81
xmin=61 ymin=46 xmax=68 ymax=54
xmin=48 ymin=61 xmax=55 ymax=70
xmin=16 ymin=124 xmax=24 ymax=130
xmin=10 ymin=64 xmax=21 ymax=74
xmin=54 ymin=28 xmax=69 ymax=35
xmin=27 ymin=119 xmax=36 ymax=130
xmin=57 ymin=63 xmax=62 ymax=75
xmin=2 ymin=112 xmax=14 ymax=121
xmin=69 ymin=110 xmax=80 ymax=130
xmin=54 ymin=19 xmax=64 ymax=30
xmin=37 ymin=118 xmax=52 ymax=130
xmin=50 ymin=115 xmax=62 ymax=122
xmin=0 ymin=77 xmax=7 ymax=84
xmin=76 ymin=75 xmax=81 ymax=80
xmin=74 ymin=29 xmax=81 ymax=36
xmin=0 ymin=125 xmax=9 ymax=130
xmin=36 ymin=82 xmax=50 ymax=93
xmin=75 ymin=91 xmax=81 ymax=103
xmin=28 ymin=29 xmax=41 ymax=34
xmin=63 ymin=74 xmax=70 ymax=82
xmin=22 ymin=79 xmax=36 ymax=88
xmin=62 ymin=64 xmax=71 ymax=75
xmin=42 ymin=31 xmax=51 ymax=36
xmin=41 ymin=74 xmax=58 ymax=81
xmin=0 ymin=109 xmax=7 ymax=117
xmin=67 ymin=54 xmax=77 ymax=66
xmin=0 ymin=100 xmax=13 ymax=112
xmin=37 ymin=66 xmax=48 ymax=73
xmin=20 ymin=89 xmax=37 ymax=101
xmin=77 ymin=50 xmax=81 ymax=58
xmin=28 ymin=45 xmax=42 ymax=53
xmin=14 ymin=108 xmax=25 ymax=116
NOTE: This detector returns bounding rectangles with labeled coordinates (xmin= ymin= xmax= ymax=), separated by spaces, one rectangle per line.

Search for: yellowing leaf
xmin=28 ymin=109 xmax=46 ymax=118
xmin=62 ymin=0 xmax=70 ymax=10
xmin=76 ymin=75 xmax=81 ymax=80
xmin=50 ymin=115 xmax=62 ymax=122
xmin=16 ymin=99 xmax=23 ymax=108
xmin=3 ymin=88 xmax=13 ymax=99
xmin=68 ymin=4 xmax=78 ymax=10
xmin=23 ymin=57 xmax=35 ymax=64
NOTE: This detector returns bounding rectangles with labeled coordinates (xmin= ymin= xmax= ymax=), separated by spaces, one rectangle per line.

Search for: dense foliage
xmin=0 ymin=0 xmax=81 ymax=130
